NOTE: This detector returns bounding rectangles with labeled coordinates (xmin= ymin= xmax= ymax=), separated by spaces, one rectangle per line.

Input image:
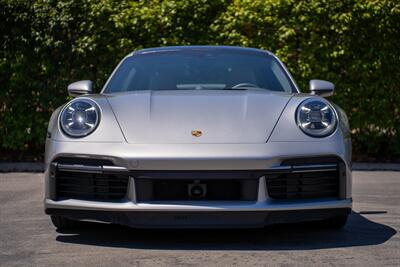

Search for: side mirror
xmin=67 ymin=80 xmax=93 ymax=97
xmin=309 ymin=79 xmax=334 ymax=97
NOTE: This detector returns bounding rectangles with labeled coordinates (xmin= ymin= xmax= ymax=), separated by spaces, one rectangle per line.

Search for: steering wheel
xmin=231 ymin=83 xmax=260 ymax=89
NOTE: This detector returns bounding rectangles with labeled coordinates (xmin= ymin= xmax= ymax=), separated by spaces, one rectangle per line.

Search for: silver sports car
xmin=44 ymin=46 xmax=352 ymax=229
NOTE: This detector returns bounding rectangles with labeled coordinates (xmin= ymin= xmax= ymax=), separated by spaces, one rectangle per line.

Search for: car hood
xmin=105 ymin=90 xmax=292 ymax=144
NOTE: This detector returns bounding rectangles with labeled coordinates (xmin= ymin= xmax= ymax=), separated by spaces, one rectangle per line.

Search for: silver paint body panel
xmin=106 ymin=90 xmax=292 ymax=144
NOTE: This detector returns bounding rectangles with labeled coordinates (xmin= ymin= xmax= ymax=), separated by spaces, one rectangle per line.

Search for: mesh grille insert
xmin=55 ymin=171 xmax=129 ymax=201
xmin=266 ymin=169 xmax=339 ymax=199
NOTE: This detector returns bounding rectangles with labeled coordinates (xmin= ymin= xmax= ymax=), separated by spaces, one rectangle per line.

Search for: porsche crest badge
xmin=191 ymin=130 xmax=202 ymax=137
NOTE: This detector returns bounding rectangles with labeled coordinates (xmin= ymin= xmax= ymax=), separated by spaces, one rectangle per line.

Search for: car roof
xmin=129 ymin=45 xmax=273 ymax=57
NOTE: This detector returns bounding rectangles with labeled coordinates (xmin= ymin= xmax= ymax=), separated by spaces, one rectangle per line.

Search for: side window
xmin=121 ymin=68 xmax=137 ymax=91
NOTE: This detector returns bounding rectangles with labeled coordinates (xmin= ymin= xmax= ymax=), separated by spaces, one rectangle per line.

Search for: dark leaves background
xmin=0 ymin=0 xmax=399 ymax=161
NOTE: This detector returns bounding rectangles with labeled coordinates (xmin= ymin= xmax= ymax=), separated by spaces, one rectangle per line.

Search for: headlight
xmin=296 ymin=98 xmax=337 ymax=137
xmin=60 ymin=99 xmax=100 ymax=137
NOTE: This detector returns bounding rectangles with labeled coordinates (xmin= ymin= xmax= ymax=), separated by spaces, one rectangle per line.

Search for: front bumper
xmin=45 ymin=207 xmax=351 ymax=228
xmin=44 ymin=140 xmax=352 ymax=228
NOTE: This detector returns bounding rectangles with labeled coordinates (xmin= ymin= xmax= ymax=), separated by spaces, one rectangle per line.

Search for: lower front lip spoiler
xmin=44 ymin=207 xmax=352 ymax=229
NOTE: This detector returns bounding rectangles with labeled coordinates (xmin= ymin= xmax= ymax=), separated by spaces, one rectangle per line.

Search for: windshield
xmin=103 ymin=49 xmax=296 ymax=93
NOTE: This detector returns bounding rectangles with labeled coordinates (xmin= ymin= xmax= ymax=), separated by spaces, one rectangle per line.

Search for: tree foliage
xmin=1 ymin=0 xmax=399 ymax=161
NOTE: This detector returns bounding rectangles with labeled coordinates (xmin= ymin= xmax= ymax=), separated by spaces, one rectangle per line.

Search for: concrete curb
xmin=0 ymin=162 xmax=399 ymax=172
xmin=352 ymin=163 xmax=400 ymax=171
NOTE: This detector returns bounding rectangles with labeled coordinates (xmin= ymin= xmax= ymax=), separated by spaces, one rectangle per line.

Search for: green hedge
xmin=1 ymin=0 xmax=399 ymax=161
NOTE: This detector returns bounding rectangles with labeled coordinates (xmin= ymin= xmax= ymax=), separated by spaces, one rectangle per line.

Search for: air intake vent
xmin=266 ymin=170 xmax=339 ymax=199
xmin=55 ymin=171 xmax=129 ymax=201
xmin=132 ymin=171 xmax=259 ymax=202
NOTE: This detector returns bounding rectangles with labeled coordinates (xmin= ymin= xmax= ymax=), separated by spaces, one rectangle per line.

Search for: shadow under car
xmin=55 ymin=212 xmax=396 ymax=251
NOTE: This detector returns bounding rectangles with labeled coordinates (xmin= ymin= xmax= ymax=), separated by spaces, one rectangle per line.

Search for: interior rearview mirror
xmin=67 ymin=80 xmax=93 ymax=97
xmin=309 ymin=79 xmax=334 ymax=97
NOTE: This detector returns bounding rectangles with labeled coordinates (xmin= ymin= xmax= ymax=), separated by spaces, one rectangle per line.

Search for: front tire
xmin=50 ymin=215 xmax=82 ymax=230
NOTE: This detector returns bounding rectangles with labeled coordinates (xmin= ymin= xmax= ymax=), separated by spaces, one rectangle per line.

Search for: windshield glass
xmin=103 ymin=49 xmax=296 ymax=93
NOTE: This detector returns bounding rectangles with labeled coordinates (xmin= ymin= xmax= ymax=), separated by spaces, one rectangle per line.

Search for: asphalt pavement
xmin=0 ymin=171 xmax=399 ymax=266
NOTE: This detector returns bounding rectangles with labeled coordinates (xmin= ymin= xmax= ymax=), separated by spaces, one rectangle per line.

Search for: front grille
xmin=134 ymin=171 xmax=259 ymax=202
xmin=51 ymin=156 xmax=345 ymax=202
xmin=55 ymin=170 xmax=129 ymax=201
xmin=266 ymin=167 xmax=339 ymax=199
xmin=136 ymin=179 xmax=257 ymax=201
xmin=156 ymin=179 xmax=241 ymax=200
